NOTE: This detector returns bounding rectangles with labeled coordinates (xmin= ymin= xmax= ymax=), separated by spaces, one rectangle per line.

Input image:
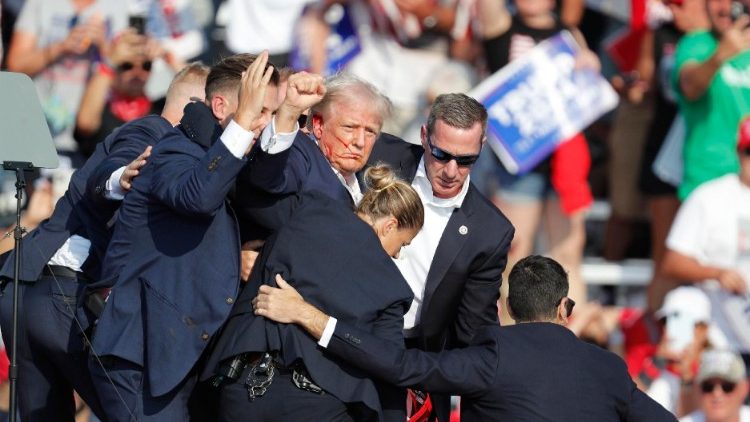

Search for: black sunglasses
xmin=700 ymin=380 xmax=737 ymax=394
xmin=118 ymin=61 xmax=153 ymax=72
xmin=426 ymin=132 xmax=480 ymax=167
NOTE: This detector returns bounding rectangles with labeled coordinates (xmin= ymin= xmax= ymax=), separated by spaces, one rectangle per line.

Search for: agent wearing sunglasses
xmin=74 ymin=28 xmax=162 ymax=158
xmin=681 ymin=349 xmax=749 ymax=422
xmin=354 ymin=92 xmax=515 ymax=420
xmin=253 ymin=254 xmax=675 ymax=421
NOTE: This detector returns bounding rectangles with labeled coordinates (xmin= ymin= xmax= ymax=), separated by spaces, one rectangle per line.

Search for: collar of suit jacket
xmin=179 ymin=102 xmax=224 ymax=149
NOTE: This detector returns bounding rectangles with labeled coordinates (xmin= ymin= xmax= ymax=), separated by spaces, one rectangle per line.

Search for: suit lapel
xmin=397 ymin=149 xmax=420 ymax=182
xmin=422 ymin=186 xmax=477 ymax=306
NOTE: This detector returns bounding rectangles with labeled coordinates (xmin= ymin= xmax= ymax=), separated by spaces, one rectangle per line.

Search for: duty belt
xmin=216 ymin=352 xmax=325 ymax=399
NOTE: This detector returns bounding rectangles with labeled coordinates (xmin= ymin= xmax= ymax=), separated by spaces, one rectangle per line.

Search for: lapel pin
xmin=459 ymin=225 xmax=468 ymax=235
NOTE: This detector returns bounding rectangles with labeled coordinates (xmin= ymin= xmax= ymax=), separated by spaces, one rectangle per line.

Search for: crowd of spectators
xmin=0 ymin=0 xmax=749 ymax=421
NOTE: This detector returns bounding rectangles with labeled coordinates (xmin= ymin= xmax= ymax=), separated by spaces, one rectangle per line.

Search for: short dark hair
xmin=205 ymin=54 xmax=280 ymax=101
xmin=507 ymin=255 xmax=568 ymax=322
xmin=426 ymin=93 xmax=487 ymax=140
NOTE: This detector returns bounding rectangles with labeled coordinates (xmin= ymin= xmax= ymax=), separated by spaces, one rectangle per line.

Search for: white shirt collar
xmin=332 ymin=166 xmax=362 ymax=204
xmin=313 ymin=136 xmax=363 ymax=204
xmin=412 ymin=157 xmax=469 ymax=209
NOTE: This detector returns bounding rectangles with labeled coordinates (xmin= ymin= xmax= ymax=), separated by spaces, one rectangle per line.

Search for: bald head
xmin=162 ymin=62 xmax=211 ymax=125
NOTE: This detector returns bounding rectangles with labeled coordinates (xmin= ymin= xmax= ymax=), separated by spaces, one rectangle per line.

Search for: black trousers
xmin=218 ymin=365 xmax=354 ymax=422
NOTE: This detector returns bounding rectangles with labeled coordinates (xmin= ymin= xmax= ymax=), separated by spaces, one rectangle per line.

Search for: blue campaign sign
xmin=324 ymin=4 xmax=361 ymax=75
xmin=290 ymin=4 xmax=361 ymax=76
xmin=470 ymin=31 xmax=618 ymax=174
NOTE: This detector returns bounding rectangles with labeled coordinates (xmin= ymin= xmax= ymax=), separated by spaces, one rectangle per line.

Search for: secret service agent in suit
xmin=87 ymin=52 xmax=321 ymax=421
xmin=0 ymin=63 xmax=209 ymax=422
xmin=358 ymin=93 xmax=515 ymax=420
xmin=254 ymin=255 xmax=677 ymax=422
xmin=233 ymin=73 xmax=393 ymax=241
xmin=205 ymin=165 xmax=423 ymax=421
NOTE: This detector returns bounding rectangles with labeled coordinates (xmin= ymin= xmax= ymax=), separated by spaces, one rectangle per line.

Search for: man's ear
xmin=505 ymin=297 xmax=516 ymax=322
xmin=557 ymin=298 xmax=570 ymax=323
xmin=311 ymin=114 xmax=324 ymax=139
xmin=210 ymin=94 xmax=229 ymax=122
xmin=739 ymin=379 xmax=750 ymax=398
xmin=420 ymin=125 xmax=429 ymax=149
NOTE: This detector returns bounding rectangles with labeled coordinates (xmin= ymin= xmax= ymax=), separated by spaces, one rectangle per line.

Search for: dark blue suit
xmin=0 ymin=115 xmax=172 ymax=283
xmin=175 ymin=102 xmax=351 ymax=242
xmin=234 ymin=131 xmax=352 ymax=241
xmin=203 ymin=191 xmax=413 ymax=422
xmin=89 ymin=103 xmax=244 ymax=420
xmin=362 ymin=135 xmax=515 ymax=421
xmin=0 ymin=115 xmax=172 ymax=421
xmin=326 ymin=322 xmax=677 ymax=422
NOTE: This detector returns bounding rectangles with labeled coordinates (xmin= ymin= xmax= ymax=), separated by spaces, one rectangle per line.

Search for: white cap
xmin=655 ymin=286 xmax=711 ymax=323
xmin=697 ymin=349 xmax=747 ymax=384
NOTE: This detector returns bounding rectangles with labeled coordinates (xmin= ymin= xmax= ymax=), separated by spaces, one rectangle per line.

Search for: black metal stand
xmin=3 ymin=161 xmax=33 ymax=422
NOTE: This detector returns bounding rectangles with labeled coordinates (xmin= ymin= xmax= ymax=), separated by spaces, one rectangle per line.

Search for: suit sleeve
xmin=452 ymin=224 xmax=514 ymax=346
xmin=369 ymin=295 xmax=411 ymax=421
xmin=239 ymin=132 xmax=311 ymax=195
xmin=149 ymin=137 xmax=246 ymax=216
xmin=86 ymin=122 xmax=160 ymax=205
xmin=239 ymin=192 xmax=308 ymax=232
xmin=328 ymin=322 xmax=497 ymax=397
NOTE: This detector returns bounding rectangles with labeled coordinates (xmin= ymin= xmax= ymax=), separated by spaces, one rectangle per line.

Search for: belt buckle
xmin=292 ymin=366 xmax=324 ymax=395
xmin=244 ymin=353 xmax=275 ymax=400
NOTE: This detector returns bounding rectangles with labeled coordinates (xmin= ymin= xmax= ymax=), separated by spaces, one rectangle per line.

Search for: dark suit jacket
xmin=0 ymin=115 xmax=172 ymax=283
xmin=176 ymin=104 xmax=352 ymax=241
xmin=203 ymin=191 xmax=413 ymax=421
xmin=91 ymin=103 xmax=243 ymax=396
xmin=327 ymin=321 xmax=677 ymax=422
xmin=364 ymin=135 xmax=515 ymax=351
xmin=234 ymin=131 xmax=351 ymax=241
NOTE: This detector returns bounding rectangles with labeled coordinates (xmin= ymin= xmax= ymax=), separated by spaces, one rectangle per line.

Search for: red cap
xmin=738 ymin=116 xmax=750 ymax=151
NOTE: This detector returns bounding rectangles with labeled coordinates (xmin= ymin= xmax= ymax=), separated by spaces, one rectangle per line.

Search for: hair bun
xmin=364 ymin=163 xmax=397 ymax=192
xmin=358 ymin=162 xmax=424 ymax=232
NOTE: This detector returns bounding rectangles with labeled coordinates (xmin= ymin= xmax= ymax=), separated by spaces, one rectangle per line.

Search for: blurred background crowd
xmin=1 ymin=0 xmax=750 ymax=421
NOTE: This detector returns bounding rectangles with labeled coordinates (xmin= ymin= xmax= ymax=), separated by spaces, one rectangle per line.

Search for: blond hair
xmin=310 ymin=73 xmax=392 ymax=129
xmin=357 ymin=164 xmax=424 ymax=231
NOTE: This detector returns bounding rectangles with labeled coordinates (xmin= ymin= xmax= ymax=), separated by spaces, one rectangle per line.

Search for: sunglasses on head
xmin=118 ymin=61 xmax=153 ymax=72
xmin=426 ymin=132 xmax=480 ymax=167
xmin=700 ymin=380 xmax=737 ymax=394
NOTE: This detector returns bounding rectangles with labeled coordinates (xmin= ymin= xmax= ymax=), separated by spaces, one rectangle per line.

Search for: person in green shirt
xmin=674 ymin=0 xmax=750 ymax=199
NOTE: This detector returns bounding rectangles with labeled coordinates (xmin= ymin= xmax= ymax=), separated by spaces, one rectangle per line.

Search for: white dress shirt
xmin=332 ymin=167 xmax=363 ymax=205
xmin=398 ymin=158 xmax=470 ymax=334
xmin=48 ymin=235 xmax=92 ymax=272
xmin=319 ymin=157 xmax=470 ymax=346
